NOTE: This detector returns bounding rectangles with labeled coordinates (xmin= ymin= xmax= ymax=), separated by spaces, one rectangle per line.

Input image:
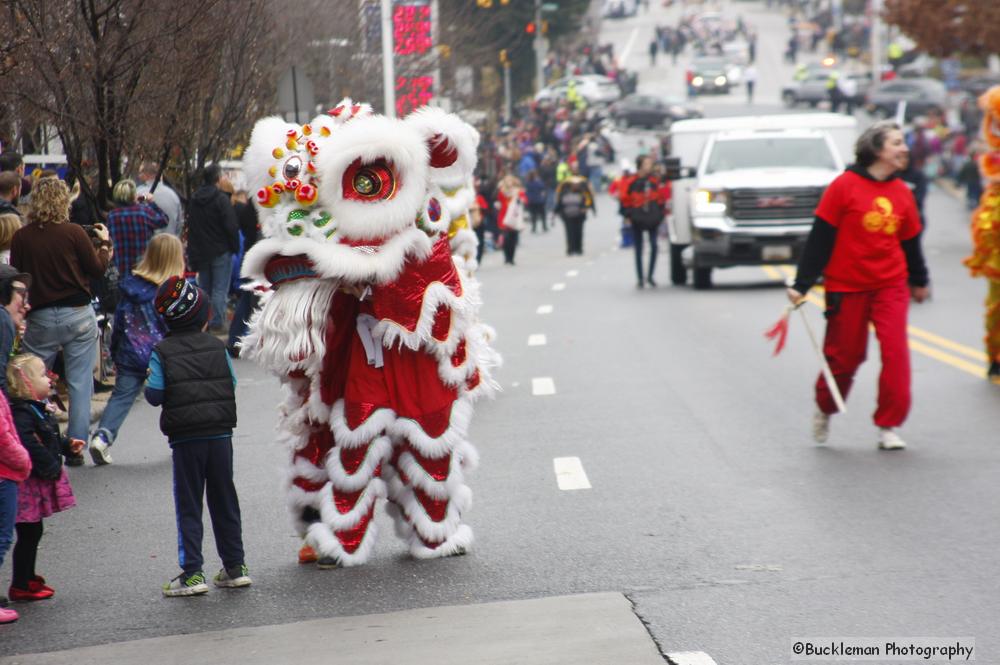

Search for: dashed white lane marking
xmin=566 ymin=269 xmax=579 ymax=277
xmin=552 ymin=282 xmax=566 ymax=291
xmin=620 ymin=26 xmax=639 ymax=66
xmin=536 ymin=304 xmax=554 ymax=314
xmin=665 ymin=652 xmax=719 ymax=665
xmin=532 ymin=377 xmax=556 ymax=395
xmin=553 ymin=456 xmax=591 ymax=490
xmin=528 ymin=334 xmax=547 ymax=346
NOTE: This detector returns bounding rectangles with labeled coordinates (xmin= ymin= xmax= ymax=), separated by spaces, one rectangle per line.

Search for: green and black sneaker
xmin=213 ymin=564 xmax=252 ymax=589
xmin=162 ymin=571 xmax=209 ymax=597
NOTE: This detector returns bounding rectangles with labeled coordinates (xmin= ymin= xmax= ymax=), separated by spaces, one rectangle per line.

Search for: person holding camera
xmin=9 ymin=177 xmax=113 ymax=465
xmin=106 ymin=178 xmax=167 ymax=278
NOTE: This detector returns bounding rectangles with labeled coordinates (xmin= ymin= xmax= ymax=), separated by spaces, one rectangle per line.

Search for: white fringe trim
xmin=330 ymin=400 xmax=397 ymax=448
xmin=243 ymin=225 xmax=433 ymax=286
xmin=306 ymin=520 xmax=379 ymax=567
xmin=325 ymin=435 xmax=393 ymax=492
xmin=409 ymin=524 xmax=474 ymax=560
xmin=241 ymin=279 xmax=337 ymax=375
xmin=318 ymin=478 xmax=386 ymax=531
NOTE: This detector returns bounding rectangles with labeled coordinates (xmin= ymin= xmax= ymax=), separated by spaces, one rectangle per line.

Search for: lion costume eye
xmin=283 ymin=155 xmax=303 ymax=180
xmin=342 ymin=159 xmax=396 ymax=201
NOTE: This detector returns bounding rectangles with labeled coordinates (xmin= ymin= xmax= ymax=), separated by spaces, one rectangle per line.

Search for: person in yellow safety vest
xmin=825 ymin=70 xmax=844 ymax=113
xmin=556 ymin=159 xmax=571 ymax=183
xmin=888 ymin=42 xmax=904 ymax=71
xmin=565 ymin=80 xmax=587 ymax=111
xmin=794 ymin=63 xmax=808 ymax=82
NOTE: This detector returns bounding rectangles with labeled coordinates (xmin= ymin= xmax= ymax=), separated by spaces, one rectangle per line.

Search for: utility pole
xmin=534 ymin=0 xmax=544 ymax=92
xmin=381 ymin=0 xmax=396 ymax=117
xmin=502 ymin=52 xmax=512 ymax=125
xmin=869 ymin=0 xmax=881 ymax=90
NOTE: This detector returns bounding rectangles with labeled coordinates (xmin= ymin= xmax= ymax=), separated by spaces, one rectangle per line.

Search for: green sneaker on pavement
xmin=162 ymin=571 xmax=209 ymax=597
xmin=213 ymin=564 xmax=252 ymax=588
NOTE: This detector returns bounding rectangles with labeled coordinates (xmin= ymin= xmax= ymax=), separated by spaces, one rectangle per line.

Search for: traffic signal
xmin=525 ymin=21 xmax=536 ymax=34
xmin=476 ymin=0 xmax=491 ymax=7
xmin=499 ymin=49 xmax=508 ymax=65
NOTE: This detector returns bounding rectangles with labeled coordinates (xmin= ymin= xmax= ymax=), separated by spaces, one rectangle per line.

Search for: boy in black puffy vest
xmin=146 ymin=276 xmax=250 ymax=597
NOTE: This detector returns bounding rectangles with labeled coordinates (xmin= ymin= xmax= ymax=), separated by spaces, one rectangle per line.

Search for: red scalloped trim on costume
xmin=404 ymin=443 xmax=451 ymax=482
xmin=295 ymin=427 xmax=334 ymax=467
xmin=414 ymin=486 xmax=449 ymax=522
xmin=345 ymin=401 xmax=379 ymax=430
xmin=431 ymin=304 xmax=451 ymax=341
xmin=336 ymin=506 xmax=375 ymax=553
xmin=340 ymin=443 xmax=372 ymax=476
xmin=416 ymin=404 xmax=452 ymax=439
xmin=465 ymin=370 xmax=481 ymax=391
xmin=450 ymin=340 xmax=467 ymax=367
xmin=334 ymin=487 xmax=366 ymax=514
xmin=293 ymin=477 xmax=325 ymax=492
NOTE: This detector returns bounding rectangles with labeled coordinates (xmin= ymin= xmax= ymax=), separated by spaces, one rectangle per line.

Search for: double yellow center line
xmin=762 ymin=265 xmax=988 ymax=378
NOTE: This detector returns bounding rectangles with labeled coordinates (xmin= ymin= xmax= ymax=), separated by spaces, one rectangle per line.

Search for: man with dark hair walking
xmin=185 ymin=164 xmax=239 ymax=332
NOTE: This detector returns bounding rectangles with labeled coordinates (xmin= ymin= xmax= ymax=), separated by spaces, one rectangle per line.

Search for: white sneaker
xmin=878 ymin=428 xmax=906 ymax=451
xmin=89 ymin=434 xmax=113 ymax=465
xmin=812 ymin=410 xmax=830 ymax=444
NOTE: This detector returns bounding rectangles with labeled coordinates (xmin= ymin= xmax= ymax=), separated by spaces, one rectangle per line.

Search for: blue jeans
xmin=196 ymin=253 xmax=232 ymax=329
xmin=94 ymin=370 xmax=145 ymax=444
xmin=24 ymin=305 xmax=99 ymax=442
xmin=226 ymin=288 xmax=258 ymax=351
xmin=0 ymin=479 xmax=16 ymax=569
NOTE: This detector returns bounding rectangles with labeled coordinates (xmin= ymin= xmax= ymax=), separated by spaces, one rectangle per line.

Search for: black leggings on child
xmin=12 ymin=520 xmax=43 ymax=588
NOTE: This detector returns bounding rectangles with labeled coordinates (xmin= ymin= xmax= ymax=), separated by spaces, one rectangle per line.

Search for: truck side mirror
xmin=663 ymin=157 xmax=694 ymax=180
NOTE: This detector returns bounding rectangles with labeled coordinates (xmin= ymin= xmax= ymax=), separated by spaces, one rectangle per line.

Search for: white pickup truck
xmin=666 ymin=113 xmax=857 ymax=289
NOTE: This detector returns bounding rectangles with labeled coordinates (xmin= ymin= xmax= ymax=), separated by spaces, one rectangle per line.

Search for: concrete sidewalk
xmin=0 ymin=592 xmax=667 ymax=665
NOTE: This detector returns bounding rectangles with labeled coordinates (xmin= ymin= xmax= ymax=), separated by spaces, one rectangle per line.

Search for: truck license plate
xmin=762 ymin=245 xmax=792 ymax=261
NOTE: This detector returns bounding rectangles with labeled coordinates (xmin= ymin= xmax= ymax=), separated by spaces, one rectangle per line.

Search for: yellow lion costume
xmin=963 ymin=85 xmax=1000 ymax=380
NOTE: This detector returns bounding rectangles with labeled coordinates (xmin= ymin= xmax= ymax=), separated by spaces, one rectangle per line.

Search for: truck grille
xmin=729 ymin=187 xmax=824 ymax=224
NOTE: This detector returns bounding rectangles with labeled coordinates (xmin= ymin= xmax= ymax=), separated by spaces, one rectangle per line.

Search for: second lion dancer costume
xmin=240 ymin=101 xmax=499 ymax=566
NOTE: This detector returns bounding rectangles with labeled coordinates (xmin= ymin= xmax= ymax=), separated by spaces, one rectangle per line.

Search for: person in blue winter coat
xmin=88 ymin=235 xmax=185 ymax=465
xmin=525 ymin=170 xmax=548 ymax=233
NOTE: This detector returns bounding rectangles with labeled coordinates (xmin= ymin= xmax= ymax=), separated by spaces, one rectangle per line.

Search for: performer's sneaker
xmin=988 ymin=361 xmax=1000 ymax=384
xmin=298 ymin=543 xmax=318 ymax=564
xmin=213 ymin=564 xmax=252 ymax=588
xmin=317 ymin=555 xmax=341 ymax=570
xmin=812 ymin=410 xmax=830 ymax=444
xmin=877 ymin=428 xmax=906 ymax=451
xmin=162 ymin=571 xmax=209 ymax=597
xmin=89 ymin=433 xmax=112 ymax=465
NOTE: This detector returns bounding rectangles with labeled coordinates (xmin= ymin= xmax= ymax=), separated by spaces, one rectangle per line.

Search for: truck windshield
xmin=704 ymin=137 xmax=836 ymax=174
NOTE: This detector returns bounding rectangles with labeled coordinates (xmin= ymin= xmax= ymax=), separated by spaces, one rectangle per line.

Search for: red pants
xmin=815 ymin=281 xmax=911 ymax=427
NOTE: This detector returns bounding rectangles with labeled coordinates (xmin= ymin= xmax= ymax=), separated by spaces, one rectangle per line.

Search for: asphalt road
xmin=3 ymin=1 xmax=999 ymax=663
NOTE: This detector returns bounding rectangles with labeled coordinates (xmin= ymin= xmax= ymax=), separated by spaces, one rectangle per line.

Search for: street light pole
xmin=869 ymin=0 xmax=881 ymax=90
xmin=381 ymin=0 xmax=396 ymax=117
xmin=504 ymin=60 xmax=512 ymax=125
xmin=534 ymin=0 xmax=544 ymax=92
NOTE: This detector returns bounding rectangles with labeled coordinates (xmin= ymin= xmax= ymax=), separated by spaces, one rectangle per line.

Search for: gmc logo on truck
xmin=757 ymin=196 xmax=794 ymax=208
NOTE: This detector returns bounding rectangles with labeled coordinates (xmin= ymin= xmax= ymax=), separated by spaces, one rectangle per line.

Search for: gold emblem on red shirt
xmin=861 ymin=196 xmax=900 ymax=235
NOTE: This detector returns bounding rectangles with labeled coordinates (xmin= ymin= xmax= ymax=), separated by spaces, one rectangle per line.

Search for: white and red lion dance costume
xmin=240 ymin=101 xmax=498 ymax=566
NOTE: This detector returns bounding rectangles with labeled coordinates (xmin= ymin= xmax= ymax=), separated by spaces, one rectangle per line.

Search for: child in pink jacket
xmin=0 ymin=390 xmax=31 ymax=624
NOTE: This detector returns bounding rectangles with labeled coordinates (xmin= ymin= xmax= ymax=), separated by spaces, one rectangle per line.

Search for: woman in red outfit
xmin=788 ymin=121 xmax=930 ymax=450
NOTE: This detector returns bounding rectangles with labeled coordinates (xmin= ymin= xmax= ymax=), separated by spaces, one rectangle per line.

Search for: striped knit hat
xmin=155 ymin=276 xmax=209 ymax=330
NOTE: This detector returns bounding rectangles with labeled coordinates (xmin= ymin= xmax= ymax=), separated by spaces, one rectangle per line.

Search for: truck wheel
xmin=670 ymin=243 xmax=688 ymax=285
xmin=693 ymin=267 xmax=713 ymax=290
xmin=782 ymin=91 xmax=796 ymax=107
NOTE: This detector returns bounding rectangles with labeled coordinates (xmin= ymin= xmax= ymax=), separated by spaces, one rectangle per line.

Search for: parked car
xmin=535 ymin=75 xmax=622 ymax=106
xmin=602 ymin=0 xmax=638 ymax=18
xmin=957 ymin=73 xmax=1000 ymax=99
xmin=687 ymin=56 xmax=731 ymax=95
xmin=865 ymin=77 xmax=948 ymax=120
xmin=782 ymin=69 xmax=869 ymax=108
xmin=609 ymin=93 xmax=704 ymax=128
